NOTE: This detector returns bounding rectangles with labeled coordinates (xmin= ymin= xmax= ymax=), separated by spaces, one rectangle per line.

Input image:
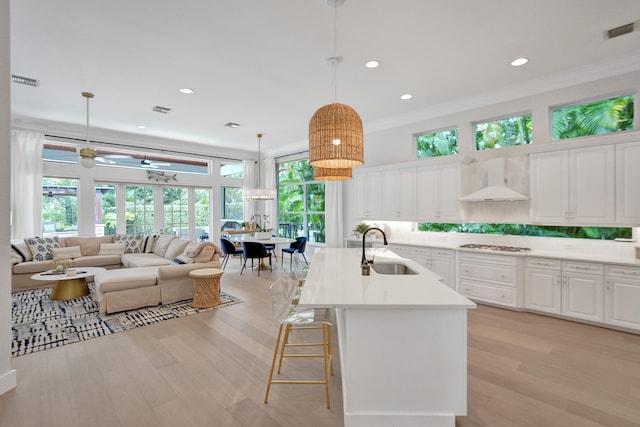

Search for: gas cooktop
xmin=458 ymin=244 xmax=532 ymax=253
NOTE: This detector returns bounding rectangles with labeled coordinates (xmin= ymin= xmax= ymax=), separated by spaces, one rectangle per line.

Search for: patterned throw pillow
xmin=115 ymin=234 xmax=143 ymax=253
xmin=24 ymin=237 xmax=61 ymax=261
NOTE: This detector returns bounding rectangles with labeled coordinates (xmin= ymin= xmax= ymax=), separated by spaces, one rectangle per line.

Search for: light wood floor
xmin=2 ymin=260 xmax=640 ymax=427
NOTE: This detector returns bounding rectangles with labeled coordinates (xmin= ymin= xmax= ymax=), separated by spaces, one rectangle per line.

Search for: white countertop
xmin=297 ymin=248 xmax=476 ymax=309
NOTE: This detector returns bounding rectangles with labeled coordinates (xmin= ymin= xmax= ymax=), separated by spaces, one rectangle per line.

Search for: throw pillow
xmin=51 ymin=246 xmax=82 ymax=260
xmin=153 ymin=234 xmax=176 ymax=258
xmin=11 ymin=239 xmax=33 ymax=263
xmin=115 ymin=234 xmax=143 ymax=253
xmin=173 ymin=255 xmax=194 ymax=264
xmin=98 ymin=242 xmax=126 ymax=255
xmin=66 ymin=236 xmax=114 ymax=256
xmin=142 ymin=235 xmax=157 ymax=253
xmin=194 ymin=246 xmax=215 ymax=263
xmin=164 ymin=238 xmax=190 ymax=260
xmin=24 ymin=237 xmax=60 ymax=261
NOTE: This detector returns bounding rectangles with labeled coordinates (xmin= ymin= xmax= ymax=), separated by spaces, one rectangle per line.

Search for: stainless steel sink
xmin=371 ymin=262 xmax=418 ymax=275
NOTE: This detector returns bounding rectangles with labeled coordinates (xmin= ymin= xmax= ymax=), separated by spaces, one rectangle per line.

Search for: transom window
xmin=552 ymin=94 xmax=634 ymax=140
xmin=475 ymin=114 xmax=532 ymax=150
xmin=416 ymin=128 xmax=459 ymax=158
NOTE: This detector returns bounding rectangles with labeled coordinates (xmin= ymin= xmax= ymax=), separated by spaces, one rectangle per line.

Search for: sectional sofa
xmin=10 ymin=233 xmax=224 ymax=313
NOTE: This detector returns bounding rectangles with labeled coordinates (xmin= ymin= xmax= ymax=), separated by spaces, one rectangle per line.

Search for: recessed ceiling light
xmin=400 ymin=94 xmax=412 ymax=100
xmin=137 ymin=125 xmax=147 ymax=129
xmin=179 ymin=88 xmax=195 ymax=94
xmin=511 ymin=57 xmax=529 ymax=67
xmin=365 ymin=60 xmax=380 ymax=69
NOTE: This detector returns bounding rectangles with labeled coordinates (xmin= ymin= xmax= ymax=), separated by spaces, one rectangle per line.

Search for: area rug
xmin=11 ymin=285 xmax=243 ymax=357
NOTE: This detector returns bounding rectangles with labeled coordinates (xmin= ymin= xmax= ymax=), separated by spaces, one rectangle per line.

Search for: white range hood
xmin=459 ymin=157 xmax=529 ymax=202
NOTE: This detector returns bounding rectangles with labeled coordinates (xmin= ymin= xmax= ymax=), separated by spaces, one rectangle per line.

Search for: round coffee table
xmin=31 ymin=267 xmax=106 ymax=300
xmin=189 ymin=268 xmax=224 ymax=308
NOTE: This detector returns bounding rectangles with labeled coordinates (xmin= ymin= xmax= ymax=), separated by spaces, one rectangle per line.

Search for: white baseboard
xmin=0 ymin=368 xmax=17 ymax=395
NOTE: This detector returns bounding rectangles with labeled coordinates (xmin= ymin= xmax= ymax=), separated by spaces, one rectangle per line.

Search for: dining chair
xmin=264 ymin=277 xmax=332 ymax=408
xmin=281 ymin=236 xmax=308 ymax=268
xmin=241 ymin=241 xmax=272 ymax=275
xmin=220 ymin=238 xmax=243 ymax=270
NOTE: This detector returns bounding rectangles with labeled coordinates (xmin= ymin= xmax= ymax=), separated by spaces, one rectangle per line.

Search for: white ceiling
xmin=10 ymin=0 xmax=640 ymax=157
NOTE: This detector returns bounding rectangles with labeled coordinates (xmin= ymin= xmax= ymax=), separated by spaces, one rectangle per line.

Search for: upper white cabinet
xmin=354 ymin=171 xmax=381 ymax=219
xmin=417 ymin=163 xmax=462 ymax=222
xmin=530 ymin=145 xmax=615 ymax=225
xmin=616 ymin=141 xmax=640 ymax=225
xmin=379 ymin=168 xmax=417 ymax=220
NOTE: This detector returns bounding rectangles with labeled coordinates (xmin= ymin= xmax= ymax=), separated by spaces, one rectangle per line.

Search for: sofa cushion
xmin=98 ymin=242 xmax=126 ymax=255
xmin=51 ymin=246 xmax=82 ymax=260
xmin=115 ymin=234 xmax=143 ymax=253
xmin=164 ymin=238 xmax=190 ymax=260
xmin=152 ymin=235 xmax=176 ymax=258
xmin=94 ymin=267 xmax=158 ymax=293
xmin=121 ymin=253 xmax=173 ymax=268
xmin=25 ymin=237 xmax=60 ymax=261
xmin=12 ymin=260 xmax=53 ymax=275
xmin=66 ymin=236 xmax=114 ymax=256
xmin=194 ymin=246 xmax=215 ymax=263
xmin=11 ymin=239 xmax=33 ymax=262
xmin=72 ymin=255 xmax=123 ymax=268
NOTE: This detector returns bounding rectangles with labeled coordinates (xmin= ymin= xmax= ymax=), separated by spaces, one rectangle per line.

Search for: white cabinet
xmin=605 ymin=265 xmax=640 ymax=331
xmin=417 ymin=163 xmax=462 ymax=222
xmin=458 ymin=252 xmax=523 ymax=308
xmin=525 ymin=257 xmax=562 ymax=314
xmin=616 ymin=141 xmax=640 ymax=225
xmin=530 ymin=146 xmax=615 ymax=225
xmin=380 ymin=168 xmax=416 ymax=220
xmin=388 ymin=244 xmax=455 ymax=289
xmin=561 ymin=261 xmax=604 ymax=323
xmin=354 ymin=171 xmax=380 ymax=219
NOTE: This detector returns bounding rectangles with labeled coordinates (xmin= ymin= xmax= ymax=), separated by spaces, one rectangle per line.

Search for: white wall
xmin=1 ymin=0 xmax=18 ymax=395
xmin=345 ymin=70 xmax=640 ymax=256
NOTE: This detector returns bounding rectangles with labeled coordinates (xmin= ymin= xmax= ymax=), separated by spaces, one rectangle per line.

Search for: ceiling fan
xmin=140 ymin=157 xmax=171 ymax=169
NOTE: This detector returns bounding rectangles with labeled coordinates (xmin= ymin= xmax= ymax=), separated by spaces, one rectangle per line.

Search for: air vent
xmin=152 ymin=106 xmax=171 ymax=114
xmin=224 ymin=122 xmax=240 ymax=128
xmin=11 ymin=74 xmax=39 ymax=87
xmin=607 ymin=22 xmax=635 ymax=39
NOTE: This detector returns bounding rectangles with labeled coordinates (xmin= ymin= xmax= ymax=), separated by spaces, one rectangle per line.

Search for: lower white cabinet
xmin=605 ymin=265 xmax=640 ymax=330
xmin=561 ymin=261 xmax=604 ymax=323
xmin=388 ymin=245 xmax=455 ymax=289
xmin=525 ymin=258 xmax=562 ymax=314
xmin=458 ymin=252 xmax=523 ymax=308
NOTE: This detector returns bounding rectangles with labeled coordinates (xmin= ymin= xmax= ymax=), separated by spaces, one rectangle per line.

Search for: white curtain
xmin=263 ymin=157 xmax=277 ymax=232
xmin=325 ymin=180 xmax=344 ymax=248
xmin=242 ymin=159 xmax=256 ymax=223
xmin=10 ymin=130 xmax=43 ymax=239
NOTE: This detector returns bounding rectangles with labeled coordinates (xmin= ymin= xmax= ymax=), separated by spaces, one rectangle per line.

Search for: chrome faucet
xmin=361 ymin=227 xmax=388 ymax=266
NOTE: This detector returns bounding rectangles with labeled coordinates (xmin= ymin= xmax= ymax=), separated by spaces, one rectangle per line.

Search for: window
xmin=96 ymin=183 xmax=116 ymax=236
xmin=220 ymin=162 xmax=243 ymax=178
xmin=416 ymin=128 xmax=458 ymax=158
xmin=163 ymin=187 xmax=189 ymax=237
xmin=278 ymin=160 xmax=325 ymax=243
xmin=43 ymin=143 xmax=78 ymax=164
xmin=195 ymin=189 xmax=211 ymax=241
xmin=475 ymin=114 xmax=532 ymax=150
xmin=417 ymin=223 xmax=632 ymax=240
xmin=221 ymin=187 xmax=244 ymax=224
xmin=42 ymin=177 xmax=78 ymax=237
xmin=125 ymin=185 xmax=154 ymax=234
xmin=552 ymin=95 xmax=634 ymax=140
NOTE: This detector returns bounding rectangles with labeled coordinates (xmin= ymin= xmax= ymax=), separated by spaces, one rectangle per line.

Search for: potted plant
xmin=251 ymin=212 xmax=273 ymax=239
xmin=352 ymin=222 xmax=370 ymax=238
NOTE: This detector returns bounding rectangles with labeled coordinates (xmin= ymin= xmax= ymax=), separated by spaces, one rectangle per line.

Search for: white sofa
xmin=10 ymin=234 xmax=224 ymax=313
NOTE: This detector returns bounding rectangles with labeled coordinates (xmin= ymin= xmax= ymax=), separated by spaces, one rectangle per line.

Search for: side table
xmin=189 ymin=268 xmax=224 ymax=308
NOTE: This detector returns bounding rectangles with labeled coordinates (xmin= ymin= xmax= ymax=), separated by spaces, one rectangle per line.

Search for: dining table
xmin=230 ymin=235 xmax=295 ymax=270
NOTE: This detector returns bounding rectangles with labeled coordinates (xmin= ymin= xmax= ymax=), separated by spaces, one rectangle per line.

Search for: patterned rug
xmin=11 ymin=285 xmax=243 ymax=357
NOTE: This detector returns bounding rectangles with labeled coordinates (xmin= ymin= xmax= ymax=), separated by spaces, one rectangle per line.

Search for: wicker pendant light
xmin=308 ymin=0 xmax=363 ymax=170
xmin=313 ymin=165 xmax=352 ymax=181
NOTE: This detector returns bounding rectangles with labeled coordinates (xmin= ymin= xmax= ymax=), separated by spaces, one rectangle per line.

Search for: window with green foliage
xmin=42 ymin=177 xmax=78 ymax=236
xmin=163 ymin=187 xmax=189 ymax=237
xmin=278 ymin=159 xmax=325 ymax=243
xmin=475 ymin=114 xmax=532 ymax=150
xmin=125 ymin=185 xmax=154 ymax=235
xmin=417 ymin=223 xmax=632 ymax=240
xmin=417 ymin=128 xmax=458 ymax=158
xmin=194 ymin=189 xmax=211 ymax=241
xmin=96 ymin=183 xmax=116 ymax=235
xmin=222 ymin=187 xmax=243 ymax=221
xmin=552 ymin=95 xmax=634 ymax=140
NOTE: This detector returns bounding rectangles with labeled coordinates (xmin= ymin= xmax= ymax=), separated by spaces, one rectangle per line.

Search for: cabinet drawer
xmin=606 ymin=264 xmax=640 ymax=279
xmin=459 ymin=280 xmax=515 ymax=306
xmin=526 ymin=257 xmax=561 ymax=270
xmin=459 ymin=253 xmax=516 ymax=267
xmin=562 ymin=261 xmax=603 ymax=275
xmin=429 ymin=248 xmax=454 ymax=258
xmin=459 ymin=262 xmax=516 ymax=286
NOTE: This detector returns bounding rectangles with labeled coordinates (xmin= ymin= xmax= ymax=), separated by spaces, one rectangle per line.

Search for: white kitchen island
xmin=297 ymin=247 xmax=476 ymax=427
